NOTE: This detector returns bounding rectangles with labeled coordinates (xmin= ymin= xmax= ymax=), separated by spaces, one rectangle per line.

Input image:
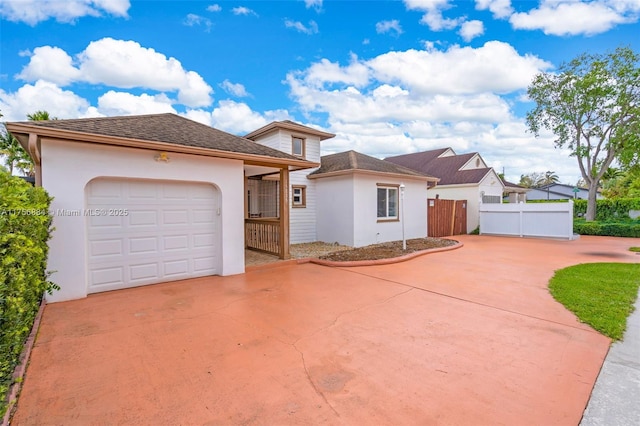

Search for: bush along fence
xmin=0 ymin=171 xmax=56 ymax=417
xmin=573 ymin=198 xmax=640 ymax=238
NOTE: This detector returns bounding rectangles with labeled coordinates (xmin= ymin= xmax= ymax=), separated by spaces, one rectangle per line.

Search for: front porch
xmin=244 ymin=165 xmax=290 ymax=259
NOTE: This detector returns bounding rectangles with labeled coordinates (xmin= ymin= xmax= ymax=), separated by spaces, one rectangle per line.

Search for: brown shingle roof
xmin=309 ymin=150 xmax=436 ymax=180
xmin=15 ymin=113 xmax=300 ymax=160
xmin=386 ymin=150 xmax=492 ymax=185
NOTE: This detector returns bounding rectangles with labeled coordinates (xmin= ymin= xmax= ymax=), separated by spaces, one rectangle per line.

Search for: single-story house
xmin=7 ymin=114 xmax=436 ymax=302
xmin=245 ymin=121 xmax=438 ymax=247
xmin=385 ymin=148 xmax=505 ymax=233
xmin=526 ymin=183 xmax=603 ymax=201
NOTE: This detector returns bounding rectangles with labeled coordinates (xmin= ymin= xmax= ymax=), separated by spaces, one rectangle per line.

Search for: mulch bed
xmin=318 ymin=237 xmax=458 ymax=262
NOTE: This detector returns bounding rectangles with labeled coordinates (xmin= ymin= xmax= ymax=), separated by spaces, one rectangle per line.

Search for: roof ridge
xmin=349 ymin=150 xmax=358 ymax=169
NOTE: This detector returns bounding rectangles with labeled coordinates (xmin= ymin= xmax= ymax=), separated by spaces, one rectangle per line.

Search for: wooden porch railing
xmin=245 ymin=218 xmax=280 ymax=256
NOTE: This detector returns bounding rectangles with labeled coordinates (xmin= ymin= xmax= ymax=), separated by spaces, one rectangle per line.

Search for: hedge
xmin=574 ymin=198 xmax=640 ymax=220
xmin=573 ymin=220 xmax=640 ymax=238
xmin=0 ymin=171 xmax=55 ymax=417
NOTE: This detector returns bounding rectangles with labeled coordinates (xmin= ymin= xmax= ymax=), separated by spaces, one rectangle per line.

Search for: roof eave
xmin=6 ymin=122 xmax=317 ymax=170
xmin=308 ymin=168 xmax=439 ymax=182
xmin=245 ymin=121 xmax=335 ymax=141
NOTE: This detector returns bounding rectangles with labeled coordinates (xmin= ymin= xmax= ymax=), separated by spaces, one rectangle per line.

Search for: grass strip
xmin=549 ymin=263 xmax=640 ymax=340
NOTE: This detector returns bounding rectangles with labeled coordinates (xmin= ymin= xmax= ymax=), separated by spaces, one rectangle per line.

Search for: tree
xmin=0 ymin=110 xmax=56 ymax=175
xmin=519 ymin=172 xmax=544 ymax=188
xmin=542 ymin=171 xmax=559 ymax=186
xmin=526 ymin=46 xmax=640 ymax=221
xmin=27 ymin=110 xmax=56 ymax=121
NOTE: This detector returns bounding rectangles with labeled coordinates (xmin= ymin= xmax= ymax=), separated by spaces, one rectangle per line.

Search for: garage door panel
xmin=90 ymin=239 xmax=123 ymax=257
xmin=87 ymin=179 xmax=219 ymax=293
xmin=163 ymin=235 xmax=189 ymax=251
xmin=194 ymin=256 xmax=216 ymax=272
xmin=194 ymin=233 xmax=215 ymax=248
xmin=91 ymin=267 xmax=124 ymax=287
xmin=163 ymin=210 xmax=189 ymax=225
xmin=88 ymin=214 xmax=124 ymax=229
xmin=128 ymin=237 xmax=158 ymax=254
xmin=129 ymin=210 xmax=158 ymax=227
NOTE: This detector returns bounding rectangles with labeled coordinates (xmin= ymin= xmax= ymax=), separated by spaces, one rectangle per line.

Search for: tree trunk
xmin=585 ymin=181 xmax=599 ymax=221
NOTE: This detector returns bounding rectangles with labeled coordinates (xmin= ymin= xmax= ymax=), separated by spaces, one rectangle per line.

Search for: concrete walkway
xmin=10 ymin=235 xmax=640 ymax=425
xmin=581 ymin=294 xmax=640 ymax=425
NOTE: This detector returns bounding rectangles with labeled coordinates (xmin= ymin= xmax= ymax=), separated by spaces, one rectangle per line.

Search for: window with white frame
xmin=292 ymin=136 xmax=305 ymax=158
xmin=292 ymin=185 xmax=306 ymax=208
xmin=377 ymin=185 xmax=398 ymax=220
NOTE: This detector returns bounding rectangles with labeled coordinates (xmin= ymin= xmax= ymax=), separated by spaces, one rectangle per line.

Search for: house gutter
xmin=6 ymin=123 xmax=319 ymax=171
xmin=307 ymin=168 xmax=439 ymax=183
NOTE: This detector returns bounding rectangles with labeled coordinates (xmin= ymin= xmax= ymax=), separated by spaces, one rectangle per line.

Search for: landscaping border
xmin=1 ymin=298 xmax=46 ymax=426
xmin=308 ymin=240 xmax=463 ymax=267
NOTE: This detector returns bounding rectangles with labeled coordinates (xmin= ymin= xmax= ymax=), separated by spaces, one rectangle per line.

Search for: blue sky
xmin=1 ymin=0 xmax=639 ymax=184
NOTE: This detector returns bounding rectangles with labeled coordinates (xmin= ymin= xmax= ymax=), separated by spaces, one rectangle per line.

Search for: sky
xmin=1 ymin=0 xmax=639 ymax=184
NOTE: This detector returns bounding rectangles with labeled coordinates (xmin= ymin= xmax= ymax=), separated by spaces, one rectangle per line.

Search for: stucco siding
xmin=352 ymin=175 xmax=428 ymax=247
xmin=41 ymin=139 xmax=245 ymax=302
xmin=316 ymin=176 xmax=355 ymax=246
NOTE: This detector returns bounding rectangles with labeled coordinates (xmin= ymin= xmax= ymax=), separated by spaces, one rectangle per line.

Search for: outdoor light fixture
xmin=400 ymin=183 xmax=406 ymax=251
xmin=154 ymin=152 xmax=170 ymax=162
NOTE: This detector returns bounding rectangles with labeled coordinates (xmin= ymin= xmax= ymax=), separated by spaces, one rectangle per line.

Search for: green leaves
xmin=527 ymin=46 xmax=640 ymax=220
xmin=0 ymin=170 xmax=54 ymax=417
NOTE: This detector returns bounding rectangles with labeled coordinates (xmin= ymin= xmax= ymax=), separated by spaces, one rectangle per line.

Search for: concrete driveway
xmin=12 ymin=235 xmax=640 ymax=425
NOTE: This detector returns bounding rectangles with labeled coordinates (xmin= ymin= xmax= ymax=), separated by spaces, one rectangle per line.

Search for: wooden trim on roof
xmin=245 ymin=121 xmax=335 ymax=141
xmin=7 ymin=122 xmax=318 ymax=170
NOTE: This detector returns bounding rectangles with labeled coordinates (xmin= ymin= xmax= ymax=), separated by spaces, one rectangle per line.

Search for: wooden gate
xmin=428 ymin=199 xmax=467 ymax=237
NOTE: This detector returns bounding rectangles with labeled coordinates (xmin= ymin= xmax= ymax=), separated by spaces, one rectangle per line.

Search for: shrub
xmin=574 ymin=198 xmax=640 ymax=220
xmin=574 ymin=220 xmax=640 ymax=238
xmin=0 ymin=171 xmax=55 ymax=417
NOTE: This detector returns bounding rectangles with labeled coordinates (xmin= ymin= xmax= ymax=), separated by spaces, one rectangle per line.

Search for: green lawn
xmin=630 ymin=247 xmax=640 ymax=253
xmin=549 ymin=263 xmax=640 ymax=340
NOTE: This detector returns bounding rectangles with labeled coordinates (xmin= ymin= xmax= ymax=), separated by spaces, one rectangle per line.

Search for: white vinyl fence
xmin=479 ymin=201 xmax=576 ymax=240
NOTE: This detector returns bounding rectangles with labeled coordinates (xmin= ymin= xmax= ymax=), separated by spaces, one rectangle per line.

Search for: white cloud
xmin=285 ymin=19 xmax=319 ymax=34
xmin=183 ymin=13 xmax=212 ymax=31
xmin=210 ymin=100 xmax=292 ymax=134
xmin=0 ymin=80 xmax=92 ymax=121
xmin=17 ymin=38 xmax=213 ymax=108
xmin=510 ymin=0 xmax=640 ymax=36
xmin=232 ymin=6 xmax=257 ymax=16
xmin=376 ymin=19 xmax=404 ymax=36
xmin=367 ymin=41 xmax=552 ymax=95
xmin=219 ymin=79 xmax=250 ymax=97
xmin=404 ymin=0 xmax=462 ymax=31
xmin=206 ymin=4 xmax=221 ymax=12
xmin=459 ymin=20 xmax=485 ymax=41
xmin=284 ymin=40 xmax=584 ymax=182
xmin=475 ymin=0 xmax=513 ymax=19
xmin=17 ymin=46 xmax=81 ymax=85
xmin=97 ymin=91 xmax=176 ymax=116
xmin=0 ymin=0 xmax=130 ymax=25
xmin=305 ymin=0 xmax=323 ymax=12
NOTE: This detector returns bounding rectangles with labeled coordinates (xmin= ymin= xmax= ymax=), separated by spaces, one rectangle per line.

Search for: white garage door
xmin=86 ymin=178 xmax=219 ymax=293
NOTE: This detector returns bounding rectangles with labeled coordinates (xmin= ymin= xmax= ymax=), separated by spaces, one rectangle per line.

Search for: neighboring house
xmin=503 ymin=180 xmax=529 ymax=203
xmin=6 ymin=114 xmax=316 ymax=302
xmin=385 ymin=148 xmax=505 ymax=233
xmin=526 ymin=183 xmax=603 ymax=201
xmin=308 ymin=150 xmax=438 ymax=247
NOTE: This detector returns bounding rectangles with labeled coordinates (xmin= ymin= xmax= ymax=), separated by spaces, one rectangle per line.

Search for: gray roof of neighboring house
xmin=12 ymin=113 xmax=301 ymax=160
xmin=386 ymin=150 xmax=492 ymax=185
xmin=309 ymin=150 xmax=437 ymax=180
